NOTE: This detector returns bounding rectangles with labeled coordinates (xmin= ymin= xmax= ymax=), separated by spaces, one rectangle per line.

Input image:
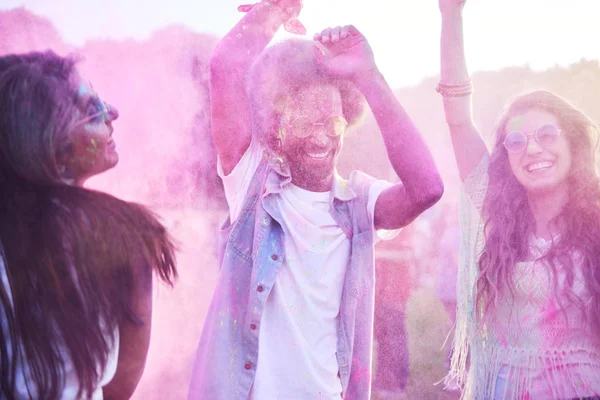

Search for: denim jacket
xmin=188 ymin=152 xmax=378 ymax=400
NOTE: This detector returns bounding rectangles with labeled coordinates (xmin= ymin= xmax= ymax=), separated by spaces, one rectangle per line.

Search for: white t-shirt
xmin=0 ymin=251 xmax=119 ymax=399
xmin=218 ymin=139 xmax=398 ymax=400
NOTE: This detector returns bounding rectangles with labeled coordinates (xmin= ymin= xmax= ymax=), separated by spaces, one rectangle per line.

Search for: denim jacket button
xmin=245 ymin=362 xmax=252 ymax=370
xmin=271 ymin=254 xmax=279 ymax=261
xmin=257 ymin=285 xmax=264 ymax=292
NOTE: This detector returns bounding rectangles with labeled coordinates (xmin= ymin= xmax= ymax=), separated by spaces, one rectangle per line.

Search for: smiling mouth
xmin=306 ymin=150 xmax=330 ymax=160
xmin=526 ymin=161 xmax=554 ymax=172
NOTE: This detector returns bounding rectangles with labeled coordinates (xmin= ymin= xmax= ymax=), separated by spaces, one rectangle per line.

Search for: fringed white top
xmin=450 ymin=154 xmax=600 ymax=399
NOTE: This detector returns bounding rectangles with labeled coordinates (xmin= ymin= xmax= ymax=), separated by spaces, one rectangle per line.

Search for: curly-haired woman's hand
xmin=439 ymin=0 xmax=466 ymax=13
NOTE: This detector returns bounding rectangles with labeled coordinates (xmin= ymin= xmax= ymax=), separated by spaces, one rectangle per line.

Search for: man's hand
xmin=238 ymin=0 xmax=306 ymax=34
xmin=313 ymin=25 xmax=377 ymax=83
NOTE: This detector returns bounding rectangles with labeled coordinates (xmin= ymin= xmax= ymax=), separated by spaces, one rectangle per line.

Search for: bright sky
xmin=1 ymin=0 xmax=599 ymax=88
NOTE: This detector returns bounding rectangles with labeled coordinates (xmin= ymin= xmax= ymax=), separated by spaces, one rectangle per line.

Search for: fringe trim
xmin=445 ymin=155 xmax=490 ymax=394
xmin=467 ymin=345 xmax=600 ymax=399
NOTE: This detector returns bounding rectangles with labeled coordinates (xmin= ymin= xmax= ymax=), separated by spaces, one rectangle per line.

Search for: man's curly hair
xmin=247 ymin=39 xmax=365 ymax=153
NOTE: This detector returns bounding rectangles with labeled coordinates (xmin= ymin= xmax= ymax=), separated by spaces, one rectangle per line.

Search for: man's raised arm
xmin=210 ymin=0 xmax=304 ymax=175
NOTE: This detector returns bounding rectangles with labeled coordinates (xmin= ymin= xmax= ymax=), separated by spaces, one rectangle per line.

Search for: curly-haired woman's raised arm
xmin=439 ymin=0 xmax=488 ymax=181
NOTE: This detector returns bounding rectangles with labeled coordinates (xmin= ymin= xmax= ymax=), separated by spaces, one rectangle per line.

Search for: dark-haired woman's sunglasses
xmin=503 ymin=123 xmax=562 ymax=153
xmin=73 ymin=96 xmax=111 ymax=127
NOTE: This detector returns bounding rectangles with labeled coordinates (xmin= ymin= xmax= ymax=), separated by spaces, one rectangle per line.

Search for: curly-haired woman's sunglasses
xmin=503 ymin=123 xmax=562 ymax=154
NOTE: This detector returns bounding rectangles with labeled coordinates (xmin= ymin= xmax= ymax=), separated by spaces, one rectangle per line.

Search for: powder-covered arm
xmin=102 ymin=258 xmax=153 ymax=400
xmin=315 ymin=25 xmax=444 ymax=230
xmin=209 ymin=0 xmax=304 ymax=176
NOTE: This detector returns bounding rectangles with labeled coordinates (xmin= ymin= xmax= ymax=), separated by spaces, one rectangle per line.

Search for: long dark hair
xmin=0 ymin=51 xmax=177 ymax=398
xmin=476 ymin=90 xmax=600 ymax=332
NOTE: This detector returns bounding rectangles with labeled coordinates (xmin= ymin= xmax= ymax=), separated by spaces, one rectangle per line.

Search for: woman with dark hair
xmin=0 ymin=51 xmax=177 ymax=399
xmin=438 ymin=0 xmax=600 ymax=399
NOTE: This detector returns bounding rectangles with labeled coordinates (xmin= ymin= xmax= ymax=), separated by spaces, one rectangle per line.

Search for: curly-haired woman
xmin=438 ymin=1 xmax=600 ymax=399
xmin=0 ymin=51 xmax=177 ymax=399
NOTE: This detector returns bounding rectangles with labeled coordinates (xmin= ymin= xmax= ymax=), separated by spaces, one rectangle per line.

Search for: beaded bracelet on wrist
xmin=436 ymin=80 xmax=473 ymax=97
